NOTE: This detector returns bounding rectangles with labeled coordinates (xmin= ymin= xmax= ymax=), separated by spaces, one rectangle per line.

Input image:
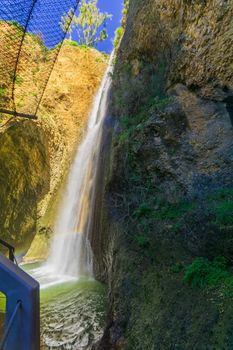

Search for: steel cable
xmin=0 ymin=0 xmax=80 ymax=119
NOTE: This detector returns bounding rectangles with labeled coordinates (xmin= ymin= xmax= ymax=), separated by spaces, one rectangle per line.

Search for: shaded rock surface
xmin=0 ymin=120 xmax=49 ymax=252
xmin=93 ymin=0 xmax=233 ymax=349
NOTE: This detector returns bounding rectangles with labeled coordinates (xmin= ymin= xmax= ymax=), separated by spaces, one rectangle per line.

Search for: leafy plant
xmin=147 ymin=96 xmax=171 ymax=111
xmin=61 ymin=0 xmax=112 ymax=47
xmin=172 ymin=221 xmax=183 ymax=233
xmin=14 ymin=75 xmax=24 ymax=85
xmin=171 ymin=263 xmax=184 ymax=273
xmin=215 ymin=202 xmax=233 ymax=227
xmin=183 ymin=256 xmax=233 ymax=297
xmin=154 ymin=201 xmax=194 ymax=221
xmin=0 ymin=87 xmax=6 ymax=98
xmin=121 ymin=0 xmax=129 ymax=28
xmin=65 ymin=39 xmax=79 ymax=47
xmin=208 ymin=187 xmax=233 ymax=227
xmin=133 ymin=203 xmax=153 ymax=219
xmin=134 ymin=235 xmax=150 ymax=249
xmin=209 ymin=188 xmax=233 ymax=201
xmin=9 ymin=20 xmax=24 ymax=32
xmin=114 ymin=26 xmax=124 ymax=48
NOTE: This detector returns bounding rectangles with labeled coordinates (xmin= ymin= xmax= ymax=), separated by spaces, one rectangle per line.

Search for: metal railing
xmin=0 ymin=240 xmax=40 ymax=350
xmin=0 ymin=239 xmax=17 ymax=264
xmin=0 ymin=301 xmax=21 ymax=350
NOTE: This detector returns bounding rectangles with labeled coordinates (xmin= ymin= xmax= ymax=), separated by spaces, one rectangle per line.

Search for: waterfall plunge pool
xmin=23 ymin=262 xmax=107 ymax=350
xmin=11 ymin=55 xmax=114 ymax=349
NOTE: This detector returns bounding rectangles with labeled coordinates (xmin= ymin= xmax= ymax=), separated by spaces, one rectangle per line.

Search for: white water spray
xmin=29 ymin=56 xmax=113 ymax=288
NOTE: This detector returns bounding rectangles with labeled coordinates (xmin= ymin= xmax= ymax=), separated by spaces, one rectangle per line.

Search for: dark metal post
xmin=0 ymin=239 xmax=15 ymax=263
xmin=8 ymin=248 xmax=15 ymax=264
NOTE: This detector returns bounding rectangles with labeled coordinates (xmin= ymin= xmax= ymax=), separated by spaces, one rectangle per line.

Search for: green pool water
xmin=0 ymin=292 xmax=5 ymax=340
xmin=1 ymin=262 xmax=107 ymax=349
xmin=39 ymin=279 xmax=107 ymax=349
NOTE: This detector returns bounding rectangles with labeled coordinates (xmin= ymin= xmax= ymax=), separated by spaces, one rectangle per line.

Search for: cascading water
xmin=23 ymin=56 xmax=113 ymax=349
xmin=28 ymin=55 xmax=113 ymax=288
xmin=48 ymin=58 xmax=112 ymax=278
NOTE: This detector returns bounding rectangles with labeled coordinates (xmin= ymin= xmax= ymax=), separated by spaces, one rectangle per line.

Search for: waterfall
xmin=30 ymin=55 xmax=113 ymax=287
xmin=49 ymin=55 xmax=113 ymax=278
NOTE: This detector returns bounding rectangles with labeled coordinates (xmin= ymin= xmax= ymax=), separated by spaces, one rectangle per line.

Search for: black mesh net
xmin=0 ymin=0 xmax=80 ymax=118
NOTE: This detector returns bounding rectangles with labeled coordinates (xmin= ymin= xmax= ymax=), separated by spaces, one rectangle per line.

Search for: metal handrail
xmin=0 ymin=249 xmax=40 ymax=349
xmin=0 ymin=240 xmax=17 ymax=265
xmin=0 ymin=301 xmax=21 ymax=350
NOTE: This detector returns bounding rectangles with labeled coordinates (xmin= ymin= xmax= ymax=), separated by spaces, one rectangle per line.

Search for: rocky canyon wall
xmin=96 ymin=1 xmax=233 ymax=349
xmin=0 ymin=31 xmax=107 ymax=257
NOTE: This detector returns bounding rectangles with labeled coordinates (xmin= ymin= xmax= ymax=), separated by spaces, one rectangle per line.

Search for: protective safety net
xmin=0 ymin=0 xmax=80 ymax=119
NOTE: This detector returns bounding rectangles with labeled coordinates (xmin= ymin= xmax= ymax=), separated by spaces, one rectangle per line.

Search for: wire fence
xmin=0 ymin=0 xmax=80 ymax=119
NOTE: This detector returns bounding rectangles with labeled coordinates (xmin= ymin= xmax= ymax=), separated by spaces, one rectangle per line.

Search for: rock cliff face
xmin=25 ymin=43 xmax=107 ymax=261
xmin=96 ymin=1 xmax=233 ymax=349
xmin=0 ymin=120 xmax=49 ymax=252
xmin=0 ymin=34 xmax=107 ymax=257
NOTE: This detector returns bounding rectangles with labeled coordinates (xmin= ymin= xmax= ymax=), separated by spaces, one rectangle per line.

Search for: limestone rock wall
xmin=96 ymin=1 xmax=233 ymax=349
xmin=0 ymin=38 xmax=107 ymax=258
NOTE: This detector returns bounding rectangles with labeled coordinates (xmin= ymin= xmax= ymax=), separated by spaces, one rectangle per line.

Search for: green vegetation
xmin=7 ymin=20 xmax=24 ymax=32
xmin=14 ymin=75 xmax=24 ymax=85
xmin=147 ymin=96 xmax=171 ymax=110
xmin=115 ymin=85 xmax=190 ymax=251
xmin=65 ymin=40 xmax=88 ymax=49
xmin=68 ymin=40 xmax=80 ymax=47
xmin=155 ymin=201 xmax=194 ymax=220
xmin=113 ymin=61 xmax=169 ymax=120
xmin=61 ymin=0 xmax=112 ymax=47
xmin=208 ymin=187 xmax=233 ymax=228
xmin=17 ymin=96 xmax=25 ymax=108
xmin=170 ymin=262 xmax=184 ymax=273
xmin=133 ymin=203 xmax=153 ymax=219
xmin=0 ymin=292 xmax=6 ymax=313
xmin=114 ymin=27 xmax=124 ymax=48
xmin=215 ymin=202 xmax=233 ymax=227
xmin=9 ymin=73 xmax=24 ymax=85
xmin=118 ymin=95 xmax=171 ymax=143
xmin=184 ymin=256 xmax=233 ymax=297
xmin=133 ymin=200 xmax=194 ymax=221
xmin=113 ymin=0 xmax=129 ymax=49
xmin=0 ymin=87 xmax=6 ymax=98
xmin=134 ymin=234 xmax=150 ymax=249
xmin=121 ymin=0 xmax=129 ymax=27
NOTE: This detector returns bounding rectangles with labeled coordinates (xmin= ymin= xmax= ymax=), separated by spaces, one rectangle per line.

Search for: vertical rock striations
xmin=96 ymin=1 xmax=233 ymax=349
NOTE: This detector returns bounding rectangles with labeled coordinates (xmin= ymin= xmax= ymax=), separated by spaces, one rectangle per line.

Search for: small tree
xmin=62 ymin=0 xmax=112 ymax=47
xmin=61 ymin=9 xmax=75 ymax=40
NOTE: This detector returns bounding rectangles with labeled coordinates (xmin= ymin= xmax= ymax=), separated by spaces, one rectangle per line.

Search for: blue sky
xmin=0 ymin=0 xmax=123 ymax=53
xmin=72 ymin=0 xmax=123 ymax=53
xmin=91 ymin=0 xmax=123 ymax=53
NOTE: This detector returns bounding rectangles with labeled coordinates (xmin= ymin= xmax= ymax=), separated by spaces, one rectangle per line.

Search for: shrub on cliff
xmin=183 ymin=256 xmax=233 ymax=297
xmin=114 ymin=27 xmax=124 ymax=48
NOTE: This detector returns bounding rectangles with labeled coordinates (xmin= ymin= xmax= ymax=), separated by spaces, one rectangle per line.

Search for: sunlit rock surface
xmin=0 ymin=28 xmax=107 ymax=256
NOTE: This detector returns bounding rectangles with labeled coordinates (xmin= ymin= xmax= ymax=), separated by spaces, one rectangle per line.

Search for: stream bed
xmin=23 ymin=262 xmax=107 ymax=350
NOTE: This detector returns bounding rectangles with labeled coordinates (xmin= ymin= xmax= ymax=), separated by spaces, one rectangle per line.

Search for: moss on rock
xmin=0 ymin=120 xmax=50 ymax=253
